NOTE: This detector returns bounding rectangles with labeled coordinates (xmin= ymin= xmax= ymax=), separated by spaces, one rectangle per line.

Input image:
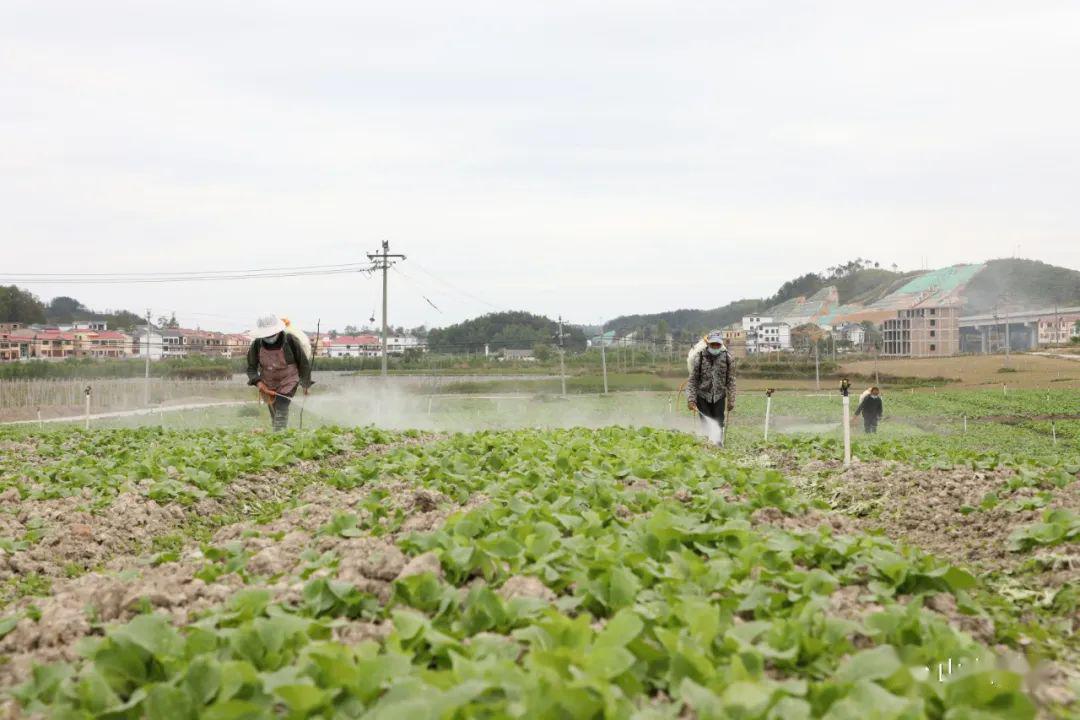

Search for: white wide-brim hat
xmin=249 ymin=315 xmax=286 ymax=339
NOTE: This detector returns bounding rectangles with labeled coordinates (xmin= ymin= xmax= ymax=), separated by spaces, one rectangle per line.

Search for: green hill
xmin=961 ymin=259 xmax=1080 ymax=313
xmin=427 ymin=311 xmax=588 ymax=353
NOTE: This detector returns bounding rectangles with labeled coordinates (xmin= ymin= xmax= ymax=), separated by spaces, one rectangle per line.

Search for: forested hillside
xmin=426 ymin=311 xmax=588 ymax=353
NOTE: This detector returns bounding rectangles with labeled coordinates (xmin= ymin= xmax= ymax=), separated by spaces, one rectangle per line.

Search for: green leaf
xmin=0 ymin=615 xmax=19 ymax=639
xmin=584 ymin=645 xmax=636 ymax=680
xmin=112 ymin=613 xmax=181 ymax=658
xmin=596 ymin=609 xmax=644 ymax=648
xmin=609 ymin=566 xmax=641 ymax=610
xmin=836 ymin=645 xmax=902 ymax=684
xmin=722 ymin=681 xmax=773 ymax=715
xmin=274 ymin=684 xmax=334 ymax=715
xmin=185 ymin=656 xmax=222 ymax=705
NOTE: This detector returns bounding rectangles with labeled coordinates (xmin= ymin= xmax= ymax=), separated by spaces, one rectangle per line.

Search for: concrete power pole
xmin=367 ymin=241 xmax=406 ymax=378
xmin=144 ymin=309 xmax=151 ymax=406
xmin=558 ymin=316 xmax=567 ymax=397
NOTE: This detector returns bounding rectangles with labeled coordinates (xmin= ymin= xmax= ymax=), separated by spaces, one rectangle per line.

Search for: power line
xmin=391 ymin=266 xmax=442 ymax=314
xmin=0 ymin=262 xmax=377 ymax=285
xmin=0 ymin=262 xmax=375 ymax=278
xmin=406 ymin=259 xmax=500 ymax=310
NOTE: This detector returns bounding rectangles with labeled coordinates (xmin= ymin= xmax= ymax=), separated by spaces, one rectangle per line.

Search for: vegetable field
xmin=0 ymin=390 xmax=1077 ymax=718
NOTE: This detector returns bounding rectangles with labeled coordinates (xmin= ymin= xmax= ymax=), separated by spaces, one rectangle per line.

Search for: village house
xmin=327 ymin=334 xmax=381 ymax=358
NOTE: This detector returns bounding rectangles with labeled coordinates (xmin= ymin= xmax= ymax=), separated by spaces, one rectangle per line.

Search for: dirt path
xmin=0 ymin=400 xmax=249 ymax=426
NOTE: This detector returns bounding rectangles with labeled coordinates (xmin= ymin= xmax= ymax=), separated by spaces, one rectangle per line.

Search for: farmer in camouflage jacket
xmin=687 ymin=330 xmax=737 ymax=438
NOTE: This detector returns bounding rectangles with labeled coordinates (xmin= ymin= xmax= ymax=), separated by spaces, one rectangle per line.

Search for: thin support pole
xmin=764 ymin=395 xmax=772 ymax=442
xmin=842 ymin=395 xmax=851 ymax=468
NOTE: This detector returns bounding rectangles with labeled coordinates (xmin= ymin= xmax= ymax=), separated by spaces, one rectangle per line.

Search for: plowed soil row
xmin=0 ymin=436 xmax=470 ymax=689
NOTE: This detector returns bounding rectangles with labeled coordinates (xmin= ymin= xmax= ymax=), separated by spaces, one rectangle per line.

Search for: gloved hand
xmin=688 ymin=400 xmax=698 ymax=413
xmin=257 ymin=381 xmax=277 ymax=406
xmin=727 ymin=400 xmax=735 ymax=412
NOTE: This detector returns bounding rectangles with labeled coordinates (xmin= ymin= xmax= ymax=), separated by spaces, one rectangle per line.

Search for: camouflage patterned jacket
xmin=686 ymin=348 xmax=737 ymax=406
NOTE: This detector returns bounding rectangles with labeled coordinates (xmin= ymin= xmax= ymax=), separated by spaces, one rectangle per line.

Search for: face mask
xmin=262 ymin=332 xmax=283 ymax=346
xmin=708 ymin=346 xmax=722 ymax=356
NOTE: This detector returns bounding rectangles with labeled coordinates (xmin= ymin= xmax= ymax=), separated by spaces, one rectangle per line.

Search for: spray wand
xmin=299 ymin=319 xmax=320 ymax=430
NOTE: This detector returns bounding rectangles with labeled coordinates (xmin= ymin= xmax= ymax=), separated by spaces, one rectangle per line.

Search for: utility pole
xmin=600 ymin=341 xmax=609 ymax=394
xmin=558 ymin=315 xmax=567 ymax=397
xmin=367 ymin=240 xmax=406 ymax=378
xmin=1005 ymin=305 xmax=1011 ymax=367
xmin=814 ymin=341 xmax=820 ymax=391
xmin=144 ymin=309 xmax=151 ymax=406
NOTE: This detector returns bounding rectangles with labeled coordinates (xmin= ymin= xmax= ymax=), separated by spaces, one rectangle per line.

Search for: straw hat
xmin=249 ymin=315 xmax=285 ymax=339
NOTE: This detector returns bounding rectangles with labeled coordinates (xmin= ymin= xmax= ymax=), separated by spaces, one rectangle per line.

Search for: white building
xmin=742 ymin=315 xmax=773 ymax=333
xmin=131 ymin=325 xmax=164 ymax=360
xmin=387 ymin=335 xmax=426 ymax=353
xmin=327 ymin=335 xmax=381 ymax=358
xmin=755 ymin=322 xmax=791 ymax=352
xmin=836 ymin=323 xmax=866 ymax=347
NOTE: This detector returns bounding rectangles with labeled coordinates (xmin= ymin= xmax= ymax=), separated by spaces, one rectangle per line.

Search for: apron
xmin=259 ymin=343 xmax=300 ymax=396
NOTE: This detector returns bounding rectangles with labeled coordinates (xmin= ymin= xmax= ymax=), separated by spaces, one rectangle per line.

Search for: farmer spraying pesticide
xmin=246 ymin=315 xmax=314 ymax=431
xmin=852 ymin=386 xmax=884 ymax=434
xmin=686 ymin=330 xmax=737 ymax=446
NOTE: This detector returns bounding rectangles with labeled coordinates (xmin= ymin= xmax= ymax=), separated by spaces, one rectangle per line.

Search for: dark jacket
xmin=686 ymin=348 xmax=737 ymax=405
xmin=246 ymin=334 xmax=314 ymax=389
xmin=854 ymin=394 xmax=883 ymax=420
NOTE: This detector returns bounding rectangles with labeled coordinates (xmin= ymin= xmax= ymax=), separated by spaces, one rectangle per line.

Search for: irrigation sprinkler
xmin=840 ymin=378 xmax=851 ymax=468
xmin=1052 ymin=421 xmax=1057 ymax=445
xmin=963 ymin=415 xmax=968 ymax=433
xmin=84 ymin=386 xmax=92 ymax=430
xmin=764 ymin=388 xmax=774 ymax=442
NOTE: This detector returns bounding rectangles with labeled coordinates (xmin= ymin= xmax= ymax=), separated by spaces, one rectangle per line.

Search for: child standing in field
xmin=853 ymin=386 xmax=883 ymax=434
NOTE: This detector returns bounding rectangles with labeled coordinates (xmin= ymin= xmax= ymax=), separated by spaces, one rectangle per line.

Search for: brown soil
xmin=783 ymin=455 xmax=1080 ymax=579
xmin=0 ymin=436 xmax=472 ymax=688
xmin=841 ymin=354 xmax=1080 ymax=390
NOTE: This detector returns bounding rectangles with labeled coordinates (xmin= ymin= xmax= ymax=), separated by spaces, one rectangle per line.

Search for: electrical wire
xmin=0 ymin=263 xmax=377 ymax=284
xmin=405 ymin=260 xmax=500 ymax=310
xmin=390 ymin=266 xmax=442 ymax=314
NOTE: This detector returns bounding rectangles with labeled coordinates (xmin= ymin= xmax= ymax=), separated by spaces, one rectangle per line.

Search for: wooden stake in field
xmin=84 ymin=385 xmax=92 ymax=430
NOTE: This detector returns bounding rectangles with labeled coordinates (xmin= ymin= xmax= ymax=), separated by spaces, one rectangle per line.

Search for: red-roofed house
xmin=82 ymin=330 xmax=135 ymax=358
xmin=327 ymin=334 xmax=380 ymax=358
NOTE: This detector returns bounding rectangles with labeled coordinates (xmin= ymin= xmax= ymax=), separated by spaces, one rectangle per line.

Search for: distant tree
xmin=657 ymin=319 xmax=669 ymax=339
xmin=861 ymin=320 xmax=883 ymax=349
xmin=47 ymin=296 xmax=84 ymax=322
xmin=0 ymin=286 xmax=47 ymax=324
xmin=343 ymin=325 xmax=359 ymax=335
xmin=533 ymin=343 xmax=553 ymax=362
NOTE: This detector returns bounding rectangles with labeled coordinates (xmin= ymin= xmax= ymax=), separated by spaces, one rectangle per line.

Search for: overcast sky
xmin=2 ymin=1 xmax=1078 ymax=332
